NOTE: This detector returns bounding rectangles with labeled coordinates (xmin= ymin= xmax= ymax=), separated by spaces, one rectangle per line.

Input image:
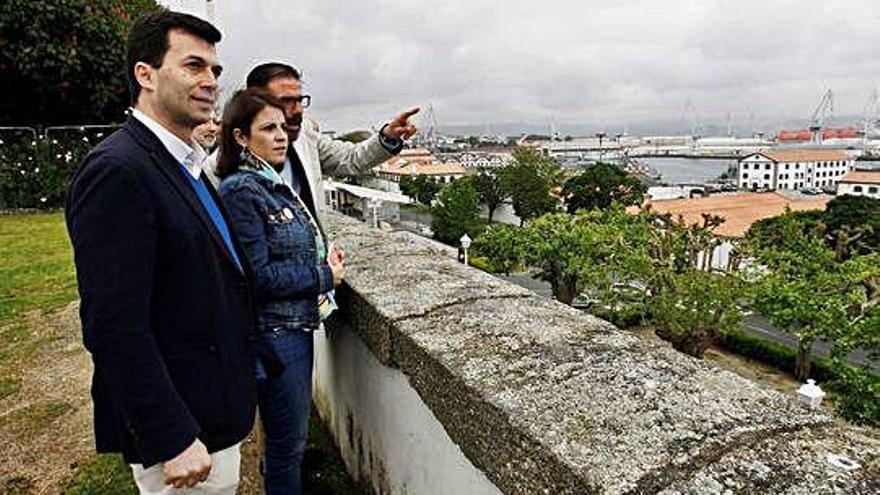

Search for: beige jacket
xmin=292 ymin=121 xmax=394 ymax=229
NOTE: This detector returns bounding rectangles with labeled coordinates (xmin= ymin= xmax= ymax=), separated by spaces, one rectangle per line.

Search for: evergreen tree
xmin=431 ymin=177 xmax=484 ymax=245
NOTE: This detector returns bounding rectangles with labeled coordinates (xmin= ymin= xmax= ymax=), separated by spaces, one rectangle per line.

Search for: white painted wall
xmin=838 ymin=182 xmax=880 ymax=199
xmin=695 ymin=241 xmax=736 ymax=271
xmin=739 ymin=155 xmax=855 ymax=191
xmin=312 ymin=327 xmax=502 ymax=495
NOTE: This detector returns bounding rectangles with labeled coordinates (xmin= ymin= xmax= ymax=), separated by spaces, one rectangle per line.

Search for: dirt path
xmin=0 ymin=302 xmax=94 ymax=494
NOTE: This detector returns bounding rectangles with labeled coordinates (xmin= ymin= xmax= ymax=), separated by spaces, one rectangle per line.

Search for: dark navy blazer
xmin=66 ymin=117 xmax=258 ymax=466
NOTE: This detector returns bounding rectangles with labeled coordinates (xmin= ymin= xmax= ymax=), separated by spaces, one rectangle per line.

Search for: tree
xmin=431 ymin=177 xmax=484 ymax=245
xmin=473 ymin=169 xmax=507 ymax=222
xmin=745 ymin=208 xmax=879 ymax=381
xmin=753 ymin=253 xmax=878 ymax=381
xmin=645 ymin=211 xmax=744 ymax=356
xmin=651 ymin=270 xmax=744 ymax=357
xmin=519 ymin=212 xmax=602 ymax=305
xmin=516 ymin=208 xmax=651 ymax=306
xmin=499 ymin=148 xmax=561 ymax=226
xmin=823 ymin=195 xmax=880 ymax=260
xmin=746 ymin=208 xmax=825 ymax=253
xmin=562 ymin=162 xmax=646 ymax=213
xmin=0 ymin=0 xmax=162 ymax=125
xmin=471 ymin=224 xmax=522 ymax=275
xmin=399 ymin=174 xmax=441 ymax=205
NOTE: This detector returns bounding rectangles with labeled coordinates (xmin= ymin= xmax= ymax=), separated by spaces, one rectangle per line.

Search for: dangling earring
xmin=239 ymin=147 xmax=251 ymax=162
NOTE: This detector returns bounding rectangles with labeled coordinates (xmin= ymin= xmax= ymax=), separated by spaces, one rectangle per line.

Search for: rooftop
xmin=840 ymin=170 xmax=880 ymax=185
xmin=751 ymin=149 xmax=852 ymax=163
xmin=324 ymin=180 xmax=412 ymax=204
xmin=639 ymin=192 xmax=831 ymax=237
xmin=378 ymin=148 xmax=468 ymax=176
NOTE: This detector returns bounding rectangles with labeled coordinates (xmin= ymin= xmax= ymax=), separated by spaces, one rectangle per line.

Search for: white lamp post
xmin=369 ymin=198 xmax=381 ymax=229
xmin=460 ymin=233 xmax=472 ymax=265
xmin=797 ymin=379 xmax=826 ymax=409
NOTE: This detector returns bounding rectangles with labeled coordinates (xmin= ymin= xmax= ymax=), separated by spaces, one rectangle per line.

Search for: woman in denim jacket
xmin=216 ymin=88 xmax=343 ymax=495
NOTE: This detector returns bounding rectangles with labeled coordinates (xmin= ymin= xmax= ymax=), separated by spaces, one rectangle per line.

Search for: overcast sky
xmin=162 ymin=0 xmax=880 ymax=135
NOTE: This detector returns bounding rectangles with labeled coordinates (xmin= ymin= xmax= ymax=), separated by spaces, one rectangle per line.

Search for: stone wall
xmin=314 ymin=212 xmax=879 ymax=494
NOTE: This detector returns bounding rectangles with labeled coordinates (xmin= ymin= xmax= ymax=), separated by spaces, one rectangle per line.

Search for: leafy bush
xmin=829 ymin=366 xmax=880 ymax=427
xmin=719 ymin=329 xmax=838 ymax=382
xmin=0 ymin=126 xmax=117 ymax=209
xmin=0 ymin=0 xmax=162 ymax=126
xmin=720 ymin=329 xmax=878 ymax=426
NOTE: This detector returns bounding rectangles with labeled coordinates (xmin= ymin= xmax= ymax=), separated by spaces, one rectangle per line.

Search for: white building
xmin=374 ymin=149 xmax=468 ymax=191
xmin=324 ymin=180 xmax=411 ymax=225
xmin=444 ymin=151 xmax=513 ymax=169
xmin=837 ymin=170 xmax=880 ymax=199
xmin=738 ymin=150 xmax=855 ymax=191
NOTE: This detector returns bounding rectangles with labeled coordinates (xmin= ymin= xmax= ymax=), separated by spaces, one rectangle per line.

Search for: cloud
xmin=164 ymin=0 xmax=880 ymax=134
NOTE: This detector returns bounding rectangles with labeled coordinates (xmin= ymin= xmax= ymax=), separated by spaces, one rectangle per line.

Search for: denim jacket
xmin=219 ymin=169 xmax=333 ymax=331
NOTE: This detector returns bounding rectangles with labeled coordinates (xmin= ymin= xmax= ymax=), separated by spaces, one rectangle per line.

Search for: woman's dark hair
xmin=216 ymin=88 xmax=284 ymax=179
xmin=126 ymin=10 xmax=221 ymax=105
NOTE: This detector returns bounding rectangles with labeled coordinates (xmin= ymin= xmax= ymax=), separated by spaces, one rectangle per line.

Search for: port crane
xmin=862 ymin=89 xmax=879 ymax=154
xmin=808 ymin=89 xmax=834 ymax=144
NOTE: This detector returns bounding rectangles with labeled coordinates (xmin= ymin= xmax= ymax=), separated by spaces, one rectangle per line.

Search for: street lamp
xmin=369 ymin=198 xmax=381 ymax=229
xmin=797 ymin=379 xmax=826 ymax=409
xmin=595 ymin=132 xmax=606 ymax=164
xmin=460 ymin=233 xmax=472 ymax=265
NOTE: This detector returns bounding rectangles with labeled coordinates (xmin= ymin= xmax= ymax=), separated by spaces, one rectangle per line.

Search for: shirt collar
xmin=130 ymin=108 xmax=205 ymax=179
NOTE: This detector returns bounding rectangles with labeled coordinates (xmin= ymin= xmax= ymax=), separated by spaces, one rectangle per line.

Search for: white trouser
xmin=129 ymin=443 xmax=241 ymax=495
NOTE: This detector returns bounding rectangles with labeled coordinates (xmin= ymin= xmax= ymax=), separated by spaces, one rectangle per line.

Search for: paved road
xmin=742 ymin=314 xmax=879 ymax=373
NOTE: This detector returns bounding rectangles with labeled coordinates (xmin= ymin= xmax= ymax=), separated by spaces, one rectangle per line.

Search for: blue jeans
xmin=255 ymin=328 xmax=314 ymax=495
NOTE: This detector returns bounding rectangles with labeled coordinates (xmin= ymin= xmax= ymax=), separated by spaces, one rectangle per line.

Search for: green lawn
xmin=0 ymin=212 xmax=135 ymax=493
xmin=0 ymin=212 xmax=78 ymax=322
xmin=0 ymin=212 xmax=356 ymax=494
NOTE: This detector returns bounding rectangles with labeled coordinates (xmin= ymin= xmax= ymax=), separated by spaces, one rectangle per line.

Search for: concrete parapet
xmin=315 ymin=212 xmax=878 ymax=494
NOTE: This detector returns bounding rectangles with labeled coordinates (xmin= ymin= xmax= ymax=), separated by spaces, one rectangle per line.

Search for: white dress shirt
xmin=130 ymin=108 xmax=206 ymax=179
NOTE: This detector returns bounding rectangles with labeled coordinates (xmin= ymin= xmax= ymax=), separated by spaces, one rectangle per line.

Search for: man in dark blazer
xmin=66 ymin=11 xmax=256 ymax=493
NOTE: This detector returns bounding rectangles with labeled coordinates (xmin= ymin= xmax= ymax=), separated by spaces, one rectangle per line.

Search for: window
xmin=764 ymin=174 xmax=770 ymax=180
xmin=869 ymin=187 xmax=878 ymax=194
xmin=854 ymin=186 xmax=863 ymax=192
xmin=785 ymin=164 xmax=790 ymax=170
xmin=742 ymin=174 xmax=748 ymax=180
xmin=765 ymin=164 xmax=771 ymax=170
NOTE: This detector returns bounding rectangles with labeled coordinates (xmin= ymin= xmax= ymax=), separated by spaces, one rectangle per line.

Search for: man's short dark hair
xmin=126 ymin=10 xmax=222 ymax=105
xmin=246 ymin=63 xmax=302 ymax=89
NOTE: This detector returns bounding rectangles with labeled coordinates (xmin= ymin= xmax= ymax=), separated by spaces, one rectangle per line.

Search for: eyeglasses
xmin=280 ymin=95 xmax=311 ymax=108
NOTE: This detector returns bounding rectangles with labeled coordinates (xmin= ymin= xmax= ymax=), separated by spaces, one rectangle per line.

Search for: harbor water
xmin=640 ymin=157 xmax=736 ymax=184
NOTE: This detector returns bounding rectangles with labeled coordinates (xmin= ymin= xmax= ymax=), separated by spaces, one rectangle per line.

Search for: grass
xmin=0 ymin=400 xmax=72 ymax=441
xmin=0 ymin=212 xmax=135 ymax=493
xmin=0 ymin=376 xmax=19 ymax=400
xmin=63 ymin=454 xmax=137 ymax=495
xmin=0 ymin=212 xmax=358 ymax=493
xmin=0 ymin=212 xmax=77 ymax=322
xmin=2 ymin=475 xmax=35 ymax=494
